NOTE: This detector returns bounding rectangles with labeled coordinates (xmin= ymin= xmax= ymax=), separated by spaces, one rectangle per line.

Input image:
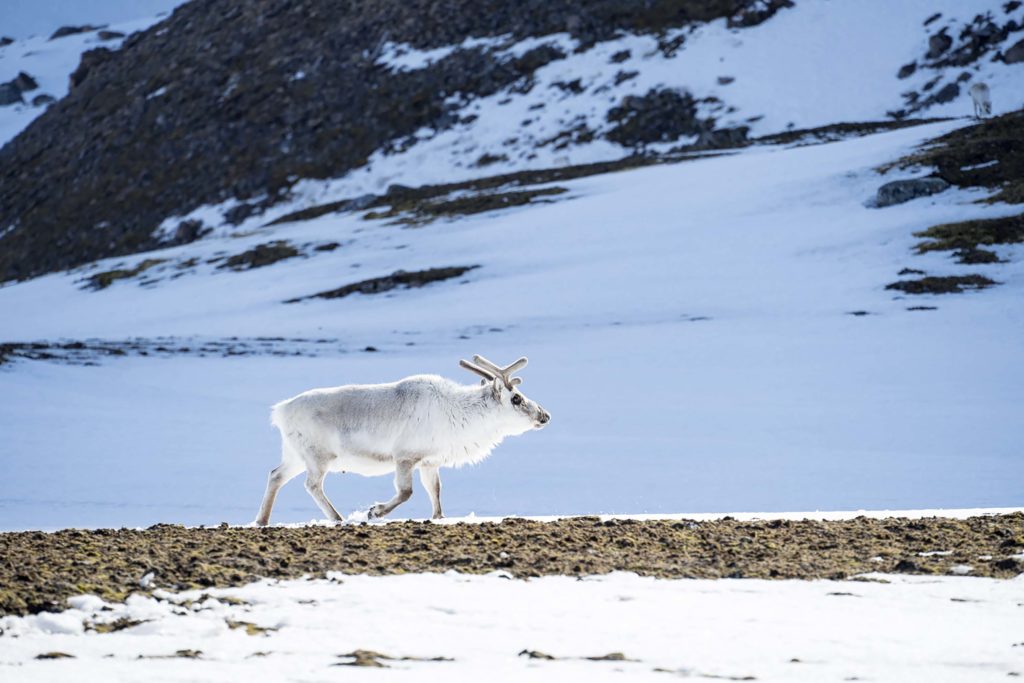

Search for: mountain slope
xmin=1 ymin=0 xmax=1022 ymax=282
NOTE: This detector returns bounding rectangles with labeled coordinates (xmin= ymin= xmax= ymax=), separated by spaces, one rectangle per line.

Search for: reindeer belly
xmin=329 ymin=452 xmax=396 ymax=476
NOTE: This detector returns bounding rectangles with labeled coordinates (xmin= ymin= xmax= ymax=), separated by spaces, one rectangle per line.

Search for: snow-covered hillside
xmin=162 ymin=0 xmax=1024 ymax=230
xmin=1 ymin=119 xmax=1022 ymax=529
xmin=0 ymin=0 xmax=1022 ymax=529
xmin=0 ymin=0 xmax=185 ymax=40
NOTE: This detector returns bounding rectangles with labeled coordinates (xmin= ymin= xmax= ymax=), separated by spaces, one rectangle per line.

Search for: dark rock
xmin=0 ymin=82 xmax=23 ymax=106
xmin=897 ymin=62 xmax=916 ymax=79
xmin=68 ymin=47 xmax=114 ymax=90
xmin=994 ymin=557 xmax=1021 ymax=571
xmin=924 ymin=12 xmax=942 ymax=26
xmin=728 ymin=0 xmax=793 ymax=28
xmin=173 ymin=219 xmax=206 ymax=244
xmin=50 ymin=25 xmax=103 ymax=40
xmin=609 ymin=49 xmax=630 ymax=63
xmin=614 ymin=70 xmax=638 ymax=85
xmin=875 ymin=178 xmax=950 ymax=207
xmin=31 ymin=94 xmax=56 ymax=107
xmin=893 ymin=559 xmax=921 ymax=572
xmin=1006 ymin=1 xmax=1022 ymax=12
xmin=927 ymin=31 xmax=953 ymax=59
xmin=717 ymin=75 xmax=735 ymax=85
xmin=697 ymin=126 xmax=749 ymax=149
xmin=349 ymin=193 xmax=377 ymax=210
xmin=932 ymin=82 xmax=959 ymax=104
xmin=13 ymin=72 xmax=38 ymax=92
xmin=607 ymin=88 xmax=705 ymax=147
xmin=0 ymin=37 xmax=14 ymax=47
xmin=1004 ymin=38 xmax=1024 ymax=64
xmin=97 ymin=30 xmax=126 ymax=41
xmin=223 ymin=202 xmax=262 ymax=226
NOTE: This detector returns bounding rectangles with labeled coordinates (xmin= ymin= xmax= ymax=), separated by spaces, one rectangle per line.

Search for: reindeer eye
xmin=511 ymin=394 xmax=523 ymax=406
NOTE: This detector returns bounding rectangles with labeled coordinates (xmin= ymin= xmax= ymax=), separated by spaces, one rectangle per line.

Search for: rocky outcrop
xmin=874 ymin=178 xmax=950 ymax=207
xmin=0 ymin=71 xmax=39 ymax=106
xmin=0 ymin=0 xmax=792 ymax=284
xmin=892 ymin=8 xmax=1024 ymax=118
xmin=1005 ymin=37 xmax=1024 ymax=63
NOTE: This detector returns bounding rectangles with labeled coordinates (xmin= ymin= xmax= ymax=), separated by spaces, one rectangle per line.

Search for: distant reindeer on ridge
xmin=969 ymin=82 xmax=991 ymax=119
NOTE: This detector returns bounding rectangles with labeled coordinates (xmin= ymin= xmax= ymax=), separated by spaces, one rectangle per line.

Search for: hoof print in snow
xmin=35 ymin=652 xmax=75 ymax=660
xmin=885 ymin=274 xmax=997 ymax=295
xmin=846 ymin=311 xmax=871 ymax=316
xmin=519 ymin=649 xmax=558 ymax=660
xmin=906 ymin=305 xmax=937 ymax=311
xmin=873 ymin=178 xmax=949 ymax=207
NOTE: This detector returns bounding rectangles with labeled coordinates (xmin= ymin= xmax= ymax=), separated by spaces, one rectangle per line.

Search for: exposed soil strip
xmin=1 ymin=514 xmax=1020 ymax=617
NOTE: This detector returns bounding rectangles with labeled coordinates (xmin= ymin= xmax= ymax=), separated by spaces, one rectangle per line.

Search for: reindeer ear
xmin=491 ymin=377 xmax=504 ymax=400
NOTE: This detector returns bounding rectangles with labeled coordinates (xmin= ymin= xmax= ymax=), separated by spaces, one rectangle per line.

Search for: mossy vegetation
xmin=217 ymin=241 xmax=300 ymax=271
xmin=914 ymin=213 xmax=1024 ymax=254
xmin=884 ymin=109 xmax=1024 ymax=204
xmin=335 ymin=649 xmax=454 ymax=667
xmin=885 ymin=274 xmax=997 ymax=294
xmin=84 ymin=258 xmax=166 ymax=290
xmin=286 ymin=266 xmax=479 ymax=303
xmin=755 ymin=117 xmax=952 ymax=146
xmin=1 ymin=514 xmax=1021 ymax=617
xmin=364 ymin=187 xmax=568 ymax=226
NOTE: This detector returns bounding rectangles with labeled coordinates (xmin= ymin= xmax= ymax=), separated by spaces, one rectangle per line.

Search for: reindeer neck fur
xmin=421 ymin=377 xmax=519 ymax=468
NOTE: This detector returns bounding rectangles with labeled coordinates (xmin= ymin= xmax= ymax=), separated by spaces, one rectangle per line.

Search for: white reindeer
xmin=255 ymin=355 xmax=550 ymax=525
xmin=969 ymin=82 xmax=991 ymax=119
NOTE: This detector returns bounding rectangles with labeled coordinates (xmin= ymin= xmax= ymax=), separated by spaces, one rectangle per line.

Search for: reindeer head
xmin=460 ymin=355 xmax=551 ymax=433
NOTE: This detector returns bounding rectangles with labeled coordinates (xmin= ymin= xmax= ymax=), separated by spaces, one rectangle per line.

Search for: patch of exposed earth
xmin=1 ymin=513 xmax=1020 ymax=617
xmin=0 ymin=336 xmax=367 ymax=366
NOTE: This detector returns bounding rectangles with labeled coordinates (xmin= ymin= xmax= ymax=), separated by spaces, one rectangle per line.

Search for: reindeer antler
xmin=473 ymin=355 xmax=527 ymax=389
xmin=459 ymin=358 xmax=497 ymax=382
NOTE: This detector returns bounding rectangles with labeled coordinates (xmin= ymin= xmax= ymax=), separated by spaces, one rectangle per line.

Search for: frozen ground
xmin=1 ymin=571 xmax=1022 ymax=681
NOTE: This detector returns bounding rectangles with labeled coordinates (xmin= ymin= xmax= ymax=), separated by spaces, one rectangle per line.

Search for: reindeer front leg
xmin=369 ymin=460 xmax=414 ymax=519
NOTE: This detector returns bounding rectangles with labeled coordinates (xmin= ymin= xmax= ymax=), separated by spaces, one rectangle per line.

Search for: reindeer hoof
xmin=368 ymin=504 xmax=386 ymax=520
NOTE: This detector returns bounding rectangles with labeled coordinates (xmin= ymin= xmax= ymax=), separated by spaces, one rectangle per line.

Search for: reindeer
xmin=969 ymin=82 xmax=991 ymax=119
xmin=255 ymin=356 xmax=550 ymax=525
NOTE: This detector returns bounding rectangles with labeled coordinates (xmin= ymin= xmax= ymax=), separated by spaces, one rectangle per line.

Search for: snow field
xmin=1 ymin=571 xmax=1022 ymax=682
